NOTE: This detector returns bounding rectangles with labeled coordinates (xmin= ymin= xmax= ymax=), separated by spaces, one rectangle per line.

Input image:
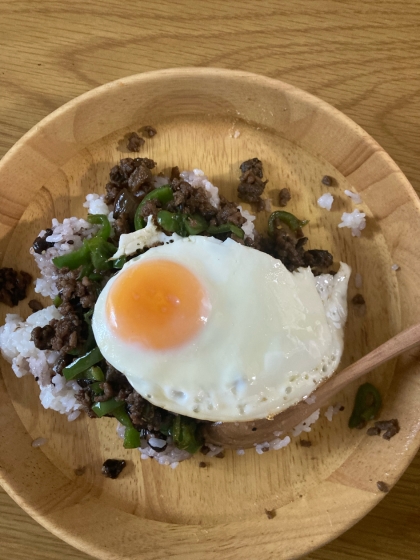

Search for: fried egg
xmin=92 ymin=235 xmax=350 ymax=422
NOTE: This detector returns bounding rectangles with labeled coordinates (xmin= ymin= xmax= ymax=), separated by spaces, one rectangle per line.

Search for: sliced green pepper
xmin=171 ymin=415 xmax=203 ymax=454
xmin=87 ymin=214 xmax=111 ymax=240
xmin=134 ymin=186 xmax=174 ymax=230
xmin=89 ymin=381 xmax=104 ymax=395
xmin=207 ymin=223 xmax=245 ymax=239
xmin=53 ymin=295 xmax=62 ymax=307
xmin=91 ymin=398 xmax=122 ymax=418
xmin=85 ymin=237 xmax=117 ymax=271
xmin=183 ymin=214 xmax=208 ymax=235
xmin=62 ymin=346 xmax=103 ymax=381
xmin=123 ymin=426 xmax=141 ymax=449
xmin=157 ymin=210 xmax=187 ymax=236
xmin=52 ymin=243 xmax=91 ymax=270
xmin=113 ymin=406 xmax=134 ymax=429
xmin=268 ymin=211 xmax=309 ymax=236
xmin=113 ymin=256 xmax=126 ymax=269
xmin=348 ymin=382 xmax=382 ymax=429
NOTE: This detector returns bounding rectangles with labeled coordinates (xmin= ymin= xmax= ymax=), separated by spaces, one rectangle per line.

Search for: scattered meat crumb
xmin=300 ymin=440 xmax=312 ymax=447
xmin=0 ymin=267 xmax=32 ymax=307
xmin=215 ymin=451 xmax=225 ymax=459
xmin=352 ymin=293 xmax=366 ymax=316
xmin=126 ymin=132 xmax=145 ymax=152
xmin=101 ymin=459 xmax=126 ymax=479
xmin=265 ymin=508 xmax=276 ymax=519
xmin=278 ymin=188 xmax=291 ymax=207
xmin=143 ymin=125 xmax=157 ymax=138
xmin=201 ymin=445 xmax=210 ymax=455
xmin=375 ymin=419 xmax=400 ymax=440
xmin=377 ymin=481 xmax=389 ymax=493
xmin=352 ymin=294 xmax=365 ymax=305
xmin=367 ymin=426 xmax=381 ymax=436
xmin=74 ymin=466 xmax=86 ymax=476
xmin=199 ymin=461 xmax=208 ymax=468
xmin=29 ymin=299 xmax=44 ymax=312
xmin=321 ymin=175 xmax=334 ymax=186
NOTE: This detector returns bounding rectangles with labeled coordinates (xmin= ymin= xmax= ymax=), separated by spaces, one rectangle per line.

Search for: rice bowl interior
xmin=0 ymin=70 xmax=416 ymax=560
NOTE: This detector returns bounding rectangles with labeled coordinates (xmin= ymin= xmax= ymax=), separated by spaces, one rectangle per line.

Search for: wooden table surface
xmin=1 ymin=1 xmax=419 ymax=558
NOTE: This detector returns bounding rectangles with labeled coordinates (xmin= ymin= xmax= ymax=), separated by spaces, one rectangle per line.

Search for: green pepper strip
xmin=112 ymin=406 xmax=134 ymax=429
xmin=123 ymin=427 xmax=141 ymax=449
xmin=53 ymin=243 xmax=91 ymax=270
xmin=91 ymin=398 xmax=123 ymax=417
xmin=85 ymin=237 xmax=117 ymax=271
xmin=113 ymin=256 xmax=126 ymax=269
xmin=157 ymin=210 xmax=188 ymax=236
xmin=171 ymin=415 xmax=203 ymax=454
xmin=134 ymin=186 xmax=174 ymax=230
xmin=87 ymin=214 xmax=111 ymax=240
xmin=89 ymin=381 xmax=104 ymax=395
xmin=268 ymin=211 xmax=309 ymax=236
xmin=207 ymin=223 xmax=245 ymax=239
xmin=62 ymin=347 xmax=103 ymax=381
xmin=348 ymin=382 xmax=382 ymax=429
xmin=183 ymin=214 xmax=208 ymax=235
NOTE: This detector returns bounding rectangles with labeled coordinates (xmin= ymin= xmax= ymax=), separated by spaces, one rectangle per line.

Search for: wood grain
xmin=0 ymin=1 xmax=419 ymax=559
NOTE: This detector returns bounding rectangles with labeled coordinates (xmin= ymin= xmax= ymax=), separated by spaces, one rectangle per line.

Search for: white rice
xmin=0 ymin=307 xmax=82 ymax=420
xmin=344 ymin=189 xmax=362 ymax=204
xmin=317 ymin=193 xmax=334 ymax=211
xmin=233 ymin=130 xmax=241 ymax=139
xmin=338 ymin=209 xmax=366 ymax=237
xmin=116 ymin=424 xmax=192 ymax=466
xmin=83 ymin=193 xmax=115 ymax=223
xmin=292 ymin=409 xmax=321 ymax=437
xmin=391 ymin=263 xmax=400 ymax=271
xmin=304 ymin=395 xmax=317 ymax=405
xmin=32 ymin=437 xmax=48 ymax=448
xmin=180 ymin=169 xmax=220 ymax=208
xmin=32 ymin=216 xmax=99 ymax=299
xmin=237 ymin=205 xmax=256 ymax=240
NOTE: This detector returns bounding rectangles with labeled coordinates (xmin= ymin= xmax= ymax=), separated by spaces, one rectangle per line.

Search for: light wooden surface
xmin=0 ymin=2 xmax=419 ymax=559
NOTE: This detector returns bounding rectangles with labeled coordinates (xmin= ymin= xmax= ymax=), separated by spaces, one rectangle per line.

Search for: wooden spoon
xmin=203 ymin=323 xmax=420 ymax=448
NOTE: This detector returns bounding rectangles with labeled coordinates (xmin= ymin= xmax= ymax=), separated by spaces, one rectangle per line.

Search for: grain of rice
xmin=317 ymin=193 xmax=334 ymax=210
xmin=391 ymin=264 xmax=399 ymax=271
xmin=344 ymin=189 xmax=362 ymax=204
xmin=32 ymin=437 xmax=47 ymax=448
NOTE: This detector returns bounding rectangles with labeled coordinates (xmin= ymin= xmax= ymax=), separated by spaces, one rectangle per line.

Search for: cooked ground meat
xmin=170 ymin=166 xmax=180 ymax=181
xmin=321 ymin=175 xmax=334 ymax=186
xmin=198 ymin=461 xmax=208 ymax=468
xmin=215 ymin=197 xmax=246 ymax=227
xmin=93 ymin=382 xmax=116 ymax=403
xmin=377 ymin=481 xmax=389 ymax=493
xmin=101 ymin=459 xmax=126 ymax=479
xmin=126 ymin=132 xmax=145 ymax=152
xmin=168 ymin=180 xmax=217 ymax=220
xmin=278 ymin=188 xmax=291 ymax=207
xmin=375 ymin=419 xmax=400 ymax=440
xmin=0 ymin=267 xmax=32 ymax=307
xmin=31 ymin=324 xmax=55 ymax=350
xmin=143 ymin=125 xmax=157 ymax=137
xmin=32 ymin=228 xmax=54 ymax=254
xmin=113 ymin=213 xmax=131 ymax=238
xmin=139 ymin=199 xmax=159 ymax=220
xmin=127 ymin=165 xmax=153 ymax=194
xmin=303 ymin=250 xmax=334 ymax=274
xmin=264 ymin=508 xmax=276 ymax=519
xmin=56 ymin=268 xmax=97 ymax=309
xmin=237 ymin=158 xmax=268 ymax=203
xmin=367 ymin=426 xmax=381 ymax=436
xmin=352 ymin=294 xmax=365 ymax=305
xmin=76 ymin=387 xmax=96 ymax=417
xmin=300 ymin=440 xmax=312 ymax=447
xmin=104 ymin=158 xmax=157 ymax=204
xmin=28 ymin=299 xmax=44 ymax=312
xmin=125 ymin=389 xmax=173 ymax=433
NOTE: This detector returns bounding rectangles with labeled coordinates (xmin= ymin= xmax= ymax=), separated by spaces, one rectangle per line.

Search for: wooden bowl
xmin=0 ymin=68 xmax=419 ymax=560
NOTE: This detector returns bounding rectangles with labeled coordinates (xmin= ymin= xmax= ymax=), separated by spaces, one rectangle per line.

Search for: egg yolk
xmin=106 ymin=259 xmax=210 ymax=350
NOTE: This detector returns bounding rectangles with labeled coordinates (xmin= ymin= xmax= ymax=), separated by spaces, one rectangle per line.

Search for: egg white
xmin=93 ymin=236 xmax=350 ymax=422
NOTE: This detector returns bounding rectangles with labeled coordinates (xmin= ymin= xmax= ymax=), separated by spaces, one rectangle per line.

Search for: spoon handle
xmin=318 ymin=322 xmax=420 ymax=402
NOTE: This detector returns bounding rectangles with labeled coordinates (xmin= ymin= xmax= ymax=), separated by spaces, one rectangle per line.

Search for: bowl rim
xmin=0 ymin=66 xmax=419 ymax=560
